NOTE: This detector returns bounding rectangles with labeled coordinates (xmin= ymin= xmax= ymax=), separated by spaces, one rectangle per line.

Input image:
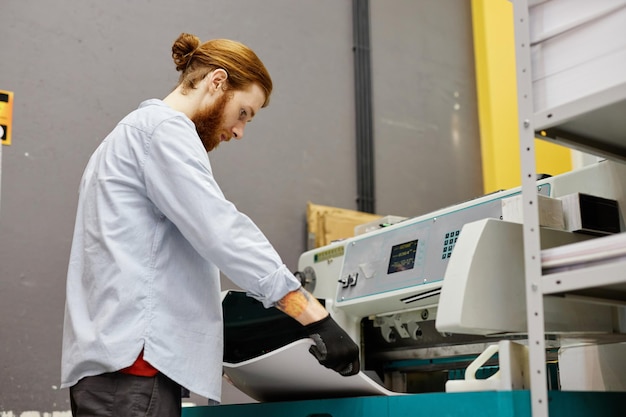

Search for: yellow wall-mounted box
xmin=0 ymin=90 xmax=14 ymax=146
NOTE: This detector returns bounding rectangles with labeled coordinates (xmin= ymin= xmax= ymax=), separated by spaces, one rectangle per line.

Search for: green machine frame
xmin=183 ymin=391 xmax=625 ymax=417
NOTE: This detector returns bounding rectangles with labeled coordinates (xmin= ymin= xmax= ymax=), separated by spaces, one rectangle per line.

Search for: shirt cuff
xmin=246 ymin=264 xmax=302 ymax=308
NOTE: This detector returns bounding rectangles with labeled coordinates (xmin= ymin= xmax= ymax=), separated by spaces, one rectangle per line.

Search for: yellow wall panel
xmin=535 ymin=139 xmax=572 ymax=178
xmin=472 ymin=0 xmax=571 ymax=193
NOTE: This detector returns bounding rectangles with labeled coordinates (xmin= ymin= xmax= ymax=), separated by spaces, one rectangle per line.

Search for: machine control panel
xmin=334 ymin=186 xmax=551 ymax=317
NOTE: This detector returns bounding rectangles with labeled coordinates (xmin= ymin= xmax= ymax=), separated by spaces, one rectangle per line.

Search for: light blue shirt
xmin=61 ymin=99 xmax=301 ymax=401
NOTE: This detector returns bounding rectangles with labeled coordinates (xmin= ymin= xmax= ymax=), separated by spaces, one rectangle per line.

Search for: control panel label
xmin=314 ymin=246 xmax=344 ymax=263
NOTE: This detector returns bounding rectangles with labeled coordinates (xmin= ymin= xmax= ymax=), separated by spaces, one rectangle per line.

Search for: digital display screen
xmin=387 ymin=239 xmax=418 ymax=274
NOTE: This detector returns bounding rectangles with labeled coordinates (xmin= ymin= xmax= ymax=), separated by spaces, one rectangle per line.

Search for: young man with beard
xmin=61 ymin=33 xmax=360 ymax=417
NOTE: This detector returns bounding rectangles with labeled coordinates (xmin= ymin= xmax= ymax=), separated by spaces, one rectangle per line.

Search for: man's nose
xmin=232 ymin=123 xmax=245 ymax=140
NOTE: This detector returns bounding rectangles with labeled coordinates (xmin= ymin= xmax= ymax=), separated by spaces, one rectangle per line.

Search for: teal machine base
xmin=183 ymin=391 xmax=625 ymax=417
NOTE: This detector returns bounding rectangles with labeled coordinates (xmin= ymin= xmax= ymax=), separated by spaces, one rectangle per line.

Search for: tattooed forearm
xmin=276 ymin=287 xmax=311 ymax=318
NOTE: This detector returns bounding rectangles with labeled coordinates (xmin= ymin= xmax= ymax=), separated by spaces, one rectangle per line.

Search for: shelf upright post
xmin=510 ymin=1 xmax=549 ymax=416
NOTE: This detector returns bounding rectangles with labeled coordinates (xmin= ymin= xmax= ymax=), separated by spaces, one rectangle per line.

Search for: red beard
xmin=191 ymin=93 xmax=230 ymax=152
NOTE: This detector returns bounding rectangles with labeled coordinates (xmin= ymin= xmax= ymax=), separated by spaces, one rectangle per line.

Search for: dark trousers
xmin=70 ymin=372 xmax=182 ymax=417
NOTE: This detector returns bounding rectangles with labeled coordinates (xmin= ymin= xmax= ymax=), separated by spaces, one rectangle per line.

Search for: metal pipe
xmin=353 ymin=0 xmax=375 ymax=213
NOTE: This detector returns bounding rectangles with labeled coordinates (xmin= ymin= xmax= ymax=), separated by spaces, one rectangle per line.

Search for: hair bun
xmin=172 ymin=33 xmax=201 ymax=72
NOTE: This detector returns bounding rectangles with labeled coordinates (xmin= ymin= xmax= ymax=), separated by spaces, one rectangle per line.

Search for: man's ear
xmin=206 ymin=68 xmax=229 ymax=93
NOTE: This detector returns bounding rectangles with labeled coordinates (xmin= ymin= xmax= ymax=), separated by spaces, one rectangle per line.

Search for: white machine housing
xmin=298 ymin=161 xmax=626 ymax=341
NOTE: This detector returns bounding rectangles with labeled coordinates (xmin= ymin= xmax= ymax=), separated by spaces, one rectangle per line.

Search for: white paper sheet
xmin=223 ymin=338 xmax=398 ymax=402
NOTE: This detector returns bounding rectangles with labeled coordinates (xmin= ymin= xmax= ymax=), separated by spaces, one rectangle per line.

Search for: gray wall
xmin=0 ymin=0 xmax=481 ymax=413
xmin=371 ymin=0 xmax=482 ymax=217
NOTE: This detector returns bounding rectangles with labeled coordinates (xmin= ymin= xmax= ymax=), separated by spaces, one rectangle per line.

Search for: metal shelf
xmin=536 ymin=83 xmax=626 ymax=162
xmin=513 ymin=1 xmax=626 ymax=416
xmin=543 ymin=256 xmax=626 ymax=305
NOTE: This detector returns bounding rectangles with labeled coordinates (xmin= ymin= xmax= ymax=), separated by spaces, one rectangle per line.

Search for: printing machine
xmin=217 ymin=160 xmax=626 ymax=407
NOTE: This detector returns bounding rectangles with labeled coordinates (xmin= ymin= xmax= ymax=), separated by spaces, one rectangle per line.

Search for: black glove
xmin=305 ymin=315 xmax=360 ymax=376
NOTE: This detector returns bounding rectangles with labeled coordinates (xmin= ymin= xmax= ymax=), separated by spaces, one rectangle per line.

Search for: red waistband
xmin=119 ymin=349 xmax=159 ymax=377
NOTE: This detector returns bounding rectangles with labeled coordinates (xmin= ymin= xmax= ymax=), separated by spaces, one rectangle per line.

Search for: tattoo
xmin=277 ymin=288 xmax=311 ymax=318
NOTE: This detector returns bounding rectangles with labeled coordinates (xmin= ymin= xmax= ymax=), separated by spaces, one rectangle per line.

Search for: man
xmin=61 ymin=33 xmax=359 ymax=417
